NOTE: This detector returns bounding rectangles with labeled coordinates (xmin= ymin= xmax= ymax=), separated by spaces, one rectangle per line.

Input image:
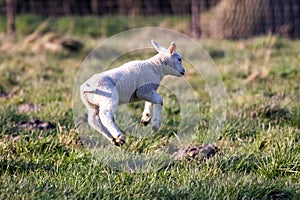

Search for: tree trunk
xmin=91 ymin=0 xmax=98 ymax=15
xmin=192 ymin=0 xmax=201 ymax=39
xmin=6 ymin=0 xmax=15 ymax=36
xmin=63 ymin=0 xmax=72 ymax=15
xmin=264 ymin=0 xmax=273 ymax=34
xmin=293 ymin=0 xmax=300 ymax=38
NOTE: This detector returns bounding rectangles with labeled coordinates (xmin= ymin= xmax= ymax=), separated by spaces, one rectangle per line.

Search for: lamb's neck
xmin=146 ymin=54 xmax=168 ymax=80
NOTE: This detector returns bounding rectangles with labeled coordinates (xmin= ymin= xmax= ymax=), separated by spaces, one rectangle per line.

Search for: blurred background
xmin=1 ymin=0 xmax=300 ymax=39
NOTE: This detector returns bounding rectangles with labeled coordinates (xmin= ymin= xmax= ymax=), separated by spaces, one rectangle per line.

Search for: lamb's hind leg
xmin=141 ymin=101 xmax=152 ymax=126
xmin=80 ymin=92 xmax=115 ymax=143
xmin=98 ymin=97 xmax=125 ymax=146
xmin=87 ymin=107 xmax=116 ymax=142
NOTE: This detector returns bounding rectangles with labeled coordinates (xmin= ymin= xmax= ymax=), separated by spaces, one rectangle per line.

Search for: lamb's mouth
xmin=180 ymin=68 xmax=185 ymax=76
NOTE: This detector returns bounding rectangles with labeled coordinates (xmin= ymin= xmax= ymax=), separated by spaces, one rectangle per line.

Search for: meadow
xmin=0 ymin=15 xmax=299 ymax=199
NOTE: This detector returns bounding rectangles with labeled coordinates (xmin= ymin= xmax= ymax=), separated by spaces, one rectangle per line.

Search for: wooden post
xmin=91 ymin=0 xmax=98 ymax=15
xmin=264 ymin=0 xmax=272 ymax=35
xmin=192 ymin=0 xmax=201 ymax=39
xmin=6 ymin=0 xmax=15 ymax=36
xmin=292 ymin=0 xmax=300 ymax=38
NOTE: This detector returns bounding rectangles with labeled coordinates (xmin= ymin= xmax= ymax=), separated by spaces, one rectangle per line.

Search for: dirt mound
xmin=17 ymin=119 xmax=55 ymax=130
xmin=20 ymin=32 xmax=83 ymax=53
xmin=173 ymin=143 xmax=220 ymax=162
xmin=0 ymin=87 xmax=19 ymax=99
xmin=0 ymin=20 xmax=83 ymax=54
xmin=17 ymin=103 xmax=44 ymax=113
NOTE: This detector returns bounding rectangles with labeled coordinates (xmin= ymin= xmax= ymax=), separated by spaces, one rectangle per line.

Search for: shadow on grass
xmin=0 ymin=159 xmax=53 ymax=175
xmin=237 ymin=185 xmax=295 ymax=200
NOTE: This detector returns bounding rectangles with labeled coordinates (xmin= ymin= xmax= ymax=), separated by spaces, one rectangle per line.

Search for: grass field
xmin=0 ymin=15 xmax=299 ymax=199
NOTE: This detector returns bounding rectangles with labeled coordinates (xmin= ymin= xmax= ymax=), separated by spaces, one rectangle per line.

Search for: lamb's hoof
xmin=152 ymin=120 xmax=160 ymax=132
xmin=152 ymin=126 xmax=159 ymax=132
xmin=141 ymin=119 xmax=150 ymax=126
xmin=141 ymin=114 xmax=151 ymax=126
xmin=152 ymin=123 xmax=160 ymax=132
xmin=112 ymin=135 xmax=125 ymax=147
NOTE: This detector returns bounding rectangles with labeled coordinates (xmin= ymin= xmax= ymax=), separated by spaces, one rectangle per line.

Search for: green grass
xmin=0 ymin=16 xmax=300 ymax=199
xmin=0 ymin=14 xmax=190 ymax=37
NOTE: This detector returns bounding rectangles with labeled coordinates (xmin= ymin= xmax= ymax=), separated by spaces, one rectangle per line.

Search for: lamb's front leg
xmin=137 ymin=88 xmax=163 ymax=132
xmin=141 ymin=101 xmax=152 ymax=126
xmin=152 ymin=104 xmax=162 ymax=131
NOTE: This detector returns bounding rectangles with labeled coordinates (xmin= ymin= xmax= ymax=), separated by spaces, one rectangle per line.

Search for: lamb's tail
xmin=80 ymin=83 xmax=98 ymax=109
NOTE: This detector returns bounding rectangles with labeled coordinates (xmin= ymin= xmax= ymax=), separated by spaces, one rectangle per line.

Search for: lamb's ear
xmin=151 ymin=39 xmax=162 ymax=53
xmin=168 ymin=42 xmax=176 ymax=55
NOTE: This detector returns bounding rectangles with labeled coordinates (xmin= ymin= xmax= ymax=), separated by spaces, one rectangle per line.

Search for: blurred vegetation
xmin=0 ymin=14 xmax=191 ymax=37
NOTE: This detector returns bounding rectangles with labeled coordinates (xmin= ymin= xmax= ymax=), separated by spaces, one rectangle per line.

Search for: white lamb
xmin=80 ymin=40 xmax=185 ymax=146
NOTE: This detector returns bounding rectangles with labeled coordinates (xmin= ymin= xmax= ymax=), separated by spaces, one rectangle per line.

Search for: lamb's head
xmin=151 ymin=39 xmax=185 ymax=77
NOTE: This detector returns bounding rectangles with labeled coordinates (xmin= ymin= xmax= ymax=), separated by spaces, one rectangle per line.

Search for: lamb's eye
xmin=178 ymin=58 xmax=182 ymax=62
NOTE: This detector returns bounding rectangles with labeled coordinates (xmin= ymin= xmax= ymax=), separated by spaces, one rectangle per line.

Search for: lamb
xmin=80 ymin=40 xmax=185 ymax=146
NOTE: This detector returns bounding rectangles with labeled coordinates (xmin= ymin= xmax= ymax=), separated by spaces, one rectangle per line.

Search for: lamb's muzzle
xmin=80 ymin=39 xmax=185 ymax=146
